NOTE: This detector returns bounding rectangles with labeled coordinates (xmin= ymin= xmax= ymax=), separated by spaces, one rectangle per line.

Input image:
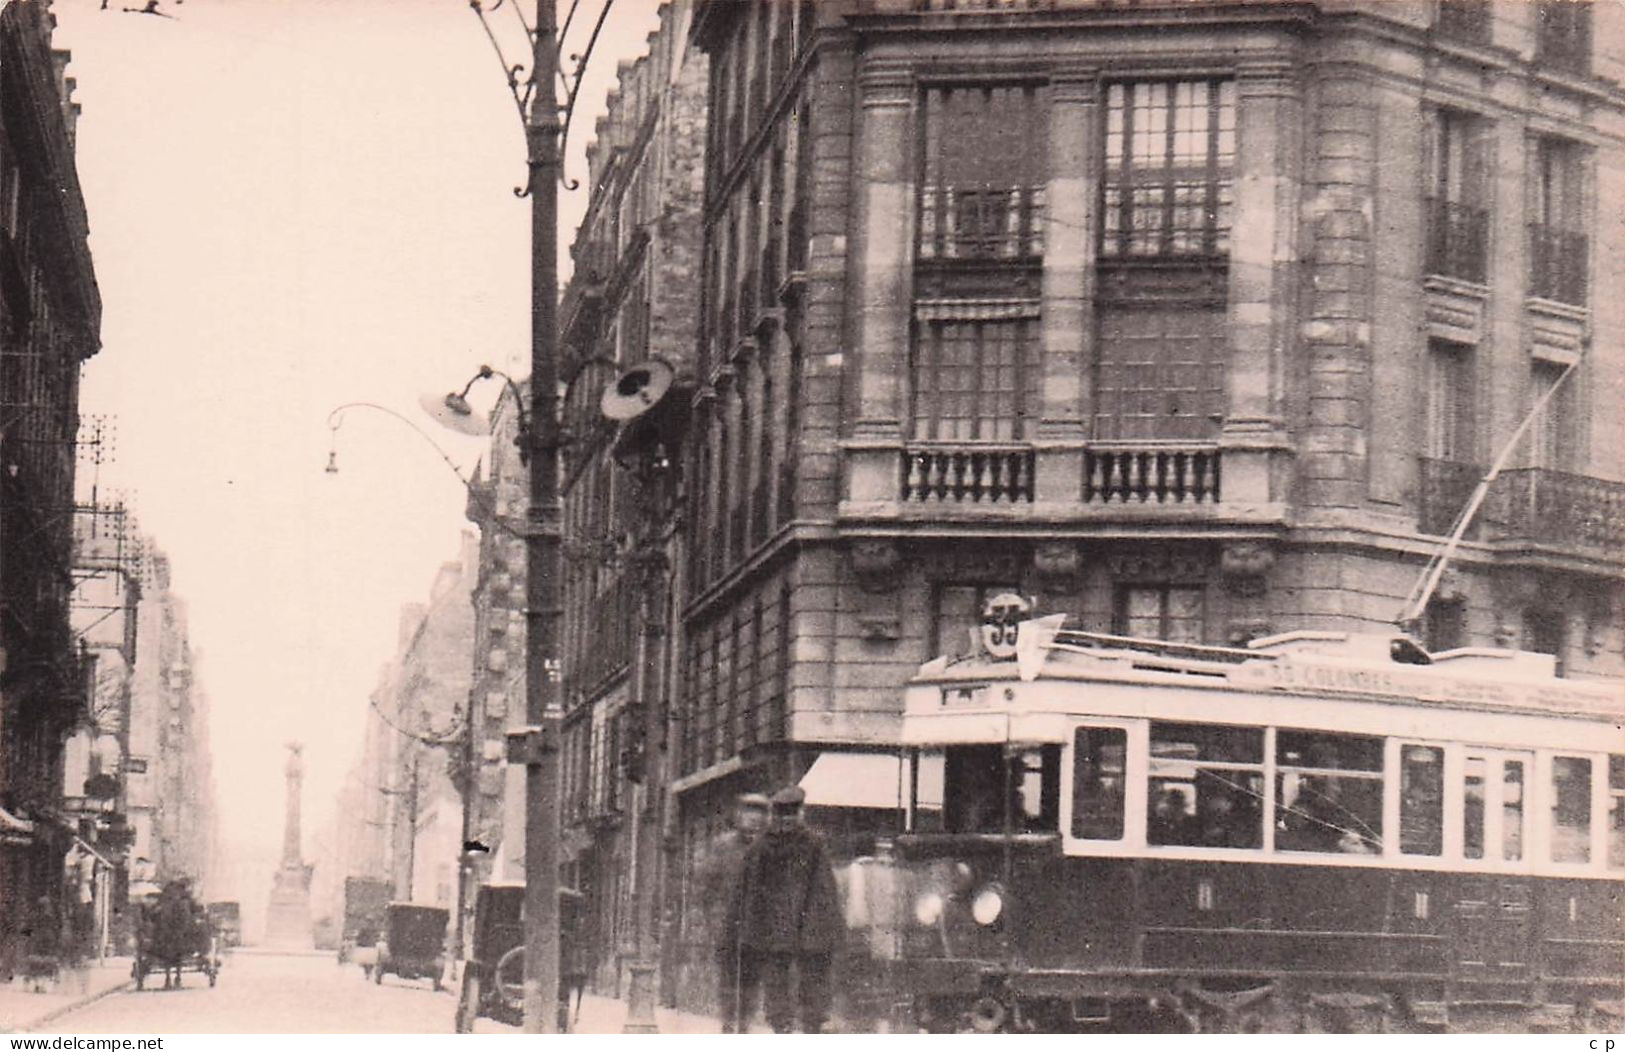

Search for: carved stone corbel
xmin=1032 ymin=541 xmax=1081 ymax=590
xmin=1220 ymin=542 xmax=1276 ymax=598
xmin=849 ymin=538 xmax=902 ymax=594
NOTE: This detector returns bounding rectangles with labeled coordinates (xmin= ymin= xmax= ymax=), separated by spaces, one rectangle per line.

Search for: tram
xmin=872 ymin=612 xmax=1624 ymax=1033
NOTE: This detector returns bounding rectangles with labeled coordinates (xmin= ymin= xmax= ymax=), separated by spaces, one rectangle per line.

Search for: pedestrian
xmin=732 ymin=785 xmax=843 ymax=1034
xmin=697 ymin=791 xmax=770 ymax=1033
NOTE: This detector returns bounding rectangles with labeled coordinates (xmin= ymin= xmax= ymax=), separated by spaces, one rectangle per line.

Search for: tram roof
xmin=906 ymin=615 xmax=1624 ymax=723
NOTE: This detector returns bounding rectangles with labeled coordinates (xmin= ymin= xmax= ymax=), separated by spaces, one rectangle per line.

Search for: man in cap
xmin=731 ymin=785 xmax=843 ymax=1033
xmin=697 ymin=791 xmax=771 ymax=1032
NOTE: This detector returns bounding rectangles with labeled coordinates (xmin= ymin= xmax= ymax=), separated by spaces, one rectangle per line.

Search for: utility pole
xmin=513 ymin=0 xmax=564 ymax=1033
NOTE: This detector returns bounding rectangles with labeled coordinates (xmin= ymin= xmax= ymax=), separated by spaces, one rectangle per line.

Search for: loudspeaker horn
xmin=600 ymin=359 xmax=675 ymax=421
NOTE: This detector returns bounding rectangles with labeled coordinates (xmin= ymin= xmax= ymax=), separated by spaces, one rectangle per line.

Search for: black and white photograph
xmin=0 ymin=0 xmax=1620 ymax=1037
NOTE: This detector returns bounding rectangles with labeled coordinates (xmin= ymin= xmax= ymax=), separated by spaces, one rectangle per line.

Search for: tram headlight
xmin=971 ymin=885 xmax=1004 ymax=926
xmin=913 ymin=891 xmax=944 ymax=927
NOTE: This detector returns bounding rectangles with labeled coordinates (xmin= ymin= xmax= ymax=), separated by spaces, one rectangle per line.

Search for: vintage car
xmin=373 ymin=902 xmax=449 ymax=989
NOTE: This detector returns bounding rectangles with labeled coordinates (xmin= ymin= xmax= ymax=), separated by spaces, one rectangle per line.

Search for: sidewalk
xmin=566 ymin=992 xmax=726 ymax=1034
xmin=0 ymin=958 xmax=133 ymax=1033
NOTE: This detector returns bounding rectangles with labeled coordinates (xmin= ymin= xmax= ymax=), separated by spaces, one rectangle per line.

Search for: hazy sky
xmin=52 ymin=0 xmax=663 ymax=901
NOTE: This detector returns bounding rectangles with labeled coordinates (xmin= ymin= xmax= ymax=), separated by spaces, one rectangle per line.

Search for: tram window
xmin=1464 ymin=757 xmax=1487 ymax=860
xmin=1071 ymin=727 xmax=1126 ymax=840
xmin=1550 ymin=756 xmax=1591 ymax=864
xmin=911 ymin=751 xmax=946 ymax=833
xmin=942 ymin=744 xmax=1060 ymax=833
xmin=1274 ymin=730 xmax=1384 ymax=854
xmin=1609 ymin=756 xmax=1625 ymax=869
xmin=1399 ymin=745 xmax=1444 ymax=856
xmin=1503 ymin=760 xmax=1525 ymax=861
xmin=1148 ymin=722 xmax=1263 ymax=849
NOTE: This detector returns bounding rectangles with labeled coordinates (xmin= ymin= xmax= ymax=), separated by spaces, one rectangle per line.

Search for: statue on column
xmin=264 ymin=742 xmax=314 ymax=948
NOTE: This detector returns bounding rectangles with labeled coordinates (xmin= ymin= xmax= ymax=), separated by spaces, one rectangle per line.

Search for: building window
xmin=1424 ymin=339 xmax=1477 ymax=464
xmin=1102 ymin=79 xmax=1235 ymax=259
xmin=1093 ymin=304 xmax=1226 ymax=441
xmin=1147 ymin=722 xmax=1263 ymax=849
xmin=1424 ymin=110 xmax=1489 ymax=284
xmin=919 ymin=84 xmax=1046 ymax=261
xmin=1435 ymin=0 xmax=1491 ymax=45
xmin=1114 ymin=584 xmax=1204 ymax=643
xmin=1424 ymin=597 xmax=1466 ymax=652
xmin=1274 ymin=730 xmax=1385 ymax=854
xmin=1528 ymin=360 xmax=1579 ymax=470
xmin=1551 ymin=756 xmax=1592 ymax=864
xmin=910 ymin=311 xmax=1038 ymax=441
xmin=1528 ymin=137 xmax=1588 ymax=305
xmin=1071 ymin=726 xmax=1127 ymax=841
xmin=1536 ymin=0 xmax=1591 ymax=76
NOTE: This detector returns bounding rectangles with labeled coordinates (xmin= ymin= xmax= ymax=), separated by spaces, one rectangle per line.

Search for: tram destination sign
xmin=1234 ymin=660 xmax=1619 ymax=718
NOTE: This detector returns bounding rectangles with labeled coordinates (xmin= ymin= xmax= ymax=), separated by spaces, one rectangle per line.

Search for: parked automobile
xmin=373 ymin=902 xmax=449 ymax=990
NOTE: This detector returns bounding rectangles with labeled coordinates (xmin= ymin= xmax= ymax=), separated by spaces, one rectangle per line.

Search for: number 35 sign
xmin=980 ymin=593 xmax=1032 ymax=659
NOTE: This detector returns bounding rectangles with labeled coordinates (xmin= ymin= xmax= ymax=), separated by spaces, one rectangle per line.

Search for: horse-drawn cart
xmin=134 ymin=881 xmax=220 ymax=990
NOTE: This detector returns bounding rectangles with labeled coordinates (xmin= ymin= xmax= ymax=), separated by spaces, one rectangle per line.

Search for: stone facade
xmin=665 ymin=0 xmax=1625 ymax=1021
xmin=0 ymin=0 xmax=102 ymax=979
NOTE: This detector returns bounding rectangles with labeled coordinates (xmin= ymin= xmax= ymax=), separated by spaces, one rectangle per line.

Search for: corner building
xmin=672 ymin=0 xmax=1625 ymax=1019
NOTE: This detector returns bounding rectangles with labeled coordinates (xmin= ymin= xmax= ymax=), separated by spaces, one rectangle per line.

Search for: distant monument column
xmin=264 ymin=742 xmax=314 ymax=948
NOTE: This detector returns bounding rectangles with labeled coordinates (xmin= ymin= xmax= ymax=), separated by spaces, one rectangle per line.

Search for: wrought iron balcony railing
xmin=902 ymin=444 xmax=1035 ymax=503
xmin=1528 ymin=223 xmax=1588 ymax=305
xmin=1494 ymin=467 xmax=1625 ymax=553
xmin=918 ymin=185 xmax=1044 ymax=262
xmin=1418 ymin=458 xmax=1625 ymax=556
xmin=1084 ymin=444 xmax=1221 ymax=505
xmin=1424 ymin=197 xmax=1489 ymax=285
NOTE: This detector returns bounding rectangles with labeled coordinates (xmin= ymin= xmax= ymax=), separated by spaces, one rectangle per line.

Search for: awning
xmin=798 ymin=752 xmax=906 ymax=810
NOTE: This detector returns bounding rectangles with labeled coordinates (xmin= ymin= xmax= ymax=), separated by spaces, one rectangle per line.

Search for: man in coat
xmin=697 ymin=791 xmax=770 ymax=1032
xmin=731 ymin=785 xmax=843 ymax=1033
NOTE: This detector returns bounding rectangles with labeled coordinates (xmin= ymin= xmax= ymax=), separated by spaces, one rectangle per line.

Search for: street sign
xmin=124 ymin=757 xmax=148 ymax=774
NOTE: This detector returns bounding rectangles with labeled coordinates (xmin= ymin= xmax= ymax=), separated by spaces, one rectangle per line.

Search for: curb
xmin=15 ymin=977 xmax=136 ymax=1033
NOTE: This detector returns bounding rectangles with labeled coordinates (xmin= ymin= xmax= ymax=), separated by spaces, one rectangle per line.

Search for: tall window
xmin=1399 ymin=744 xmax=1444 ymax=856
xmin=1528 ymin=360 xmax=1578 ymax=470
xmin=1424 ymin=339 xmax=1477 ymax=463
xmin=1102 ymin=79 xmax=1235 ymax=259
xmin=1093 ymin=304 xmax=1226 ymax=440
xmin=1424 ymin=597 xmax=1466 ymax=652
xmin=1609 ymin=755 xmax=1625 ymax=869
xmin=1529 ymin=137 xmax=1588 ymax=304
xmin=910 ymin=312 xmax=1038 ymax=441
xmin=1072 ymin=727 xmax=1127 ymax=841
xmin=1436 ymin=0 xmax=1491 ymax=45
xmin=919 ymin=84 xmax=1047 ymax=261
xmin=1536 ymin=0 xmax=1591 ymax=76
xmin=1114 ymin=584 xmax=1204 ymax=644
xmin=1551 ymin=756 xmax=1591 ymax=863
xmin=1424 ymin=110 xmax=1489 ymax=283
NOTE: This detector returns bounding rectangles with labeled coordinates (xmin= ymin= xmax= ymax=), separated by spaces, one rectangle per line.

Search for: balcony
xmin=918 ymin=185 xmax=1044 ymax=263
xmin=902 ymin=444 xmax=1035 ymax=504
xmin=1424 ymin=197 xmax=1488 ymax=285
xmin=1492 ymin=468 xmax=1625 ymax=555
xmin=1528 ymin=223 xmax=1588 ymax=305
xmin=1418 ymin=458 xmax=1625 ymax=559
xmin=1084 ymin=444 xmax=1220 ymax=505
